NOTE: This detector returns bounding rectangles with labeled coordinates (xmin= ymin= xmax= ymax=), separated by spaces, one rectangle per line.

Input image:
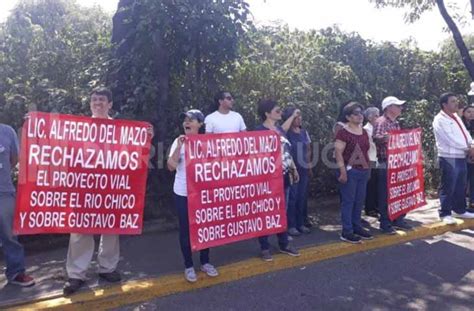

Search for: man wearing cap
xmin=433 ymin=92 xmax=474 ymax=224
xmin=373 ymin=96 xmax=411 ymax=234
xmin=205 ymin=91 xmax=246 ymax=133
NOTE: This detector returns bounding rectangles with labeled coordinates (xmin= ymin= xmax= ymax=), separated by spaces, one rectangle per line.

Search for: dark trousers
xmin=438 ymin=157 xmax=467 ymax=217
xmin=364 ymin=162 xmax=378 ymax=215
xmin=377 ymin=163 xmax=406 ymax=229
xmin=258 ymin=186 xmax=290 ymax=251
xmin=287 ymin=169 xmax=309 ymax=229
xmin=467 ymin=162 xmax=474 ymax=207
xmin=174 ymin=194 xmax=210 ymax=268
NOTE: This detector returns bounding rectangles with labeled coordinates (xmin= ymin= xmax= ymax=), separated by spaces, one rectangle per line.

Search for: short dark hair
xmin=337 ymin=100 xmax=358 ymax=122
xmin=439 ymin=92 xmax=457 ymax=110
xmin=342 ymin=101 xmax=364 ymax=121
xmin=213 ymin=90 xmax=231 ymax=111
xmin=257 ymin=99 xmax=278 ymax=121
xmin=91 ymin=87 xmax=113 ymax=102
xmin=463 ymin=105 xmax=474 ymax=114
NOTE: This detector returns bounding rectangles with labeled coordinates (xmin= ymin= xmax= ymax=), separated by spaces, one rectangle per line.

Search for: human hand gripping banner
xmin=14 ymin=112 xmax=152 ymax=235
xmin=186 ymin=131 xmax=286 ymax=251
xmin=387 ymin=128 xmax=426 ymax=220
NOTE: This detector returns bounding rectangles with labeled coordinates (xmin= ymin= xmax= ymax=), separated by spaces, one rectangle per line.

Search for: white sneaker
xmin=184 ymin=267 xmax=197 ymax=283
xmin=441 ymin=216 xmax=457 ymax=225
xmin=200 ymin=263 xmax=219 ymax=277
xmin=452 ymin=211 xmax=474 ymax=219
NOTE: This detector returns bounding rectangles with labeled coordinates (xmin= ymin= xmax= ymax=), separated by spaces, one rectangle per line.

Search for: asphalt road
xmin=119 ymin=229 xmax=474 ymax=311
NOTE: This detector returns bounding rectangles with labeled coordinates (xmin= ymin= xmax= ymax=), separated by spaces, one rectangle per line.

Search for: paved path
xmin=121 ymin=229 xmax=474 ymax=311
xmin=2 ymin=199 xmax=473 ymax=310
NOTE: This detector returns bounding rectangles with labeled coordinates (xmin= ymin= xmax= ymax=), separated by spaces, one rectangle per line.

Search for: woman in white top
xmin=363 ymin=107 xmax=380 ymax=218
xmin=167 ymin=109 xmax=218 ymax=283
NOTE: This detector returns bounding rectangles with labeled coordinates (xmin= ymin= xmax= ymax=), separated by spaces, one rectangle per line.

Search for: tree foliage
xmin=370 ymin=0 xmax=474 ymax=80
xmin=0 ymin=0 xmax=112 ymax=129
xmin=1 ymin=0 xmax=473 ymax=217
xmin=108 ymin=0 xmax=252 ymax=217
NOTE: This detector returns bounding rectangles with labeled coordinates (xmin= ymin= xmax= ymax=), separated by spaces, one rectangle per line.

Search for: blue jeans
xmin=438 ymin=157 xmax=468 ymax=217
xmin=287 ymin=169 xmax=309 ymax=229
xmin=338 ymin=169 xmax=369 ymax=234
xmin=174 ymin=194 xmax=210 ymax=269
xmin=0 ymin=192 xmax=26 ymax=281
xmin=258 ymin=186 xmax=290 ymax=250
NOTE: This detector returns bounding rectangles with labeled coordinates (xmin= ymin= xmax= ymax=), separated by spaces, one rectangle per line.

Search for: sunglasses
xmin=224 ymin=96 xmax=233 ymax=100
xmin=351 ymin=110 xmax=363 ymax=116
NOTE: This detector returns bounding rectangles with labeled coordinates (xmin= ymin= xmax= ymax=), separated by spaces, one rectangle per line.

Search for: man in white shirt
xmin=63 ymin=87 xmax=121 ymax=295
xmin=205 ymin=91 xmax=246 ymax=133
xmin=363 ymin=107 xmax=379 ymax=218
xmin=433 ymin=92 xmax=474 ymax=224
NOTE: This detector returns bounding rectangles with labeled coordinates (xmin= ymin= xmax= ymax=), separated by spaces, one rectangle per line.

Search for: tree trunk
xmin=436 ymin=0 xmax=474 ymax=80
xmin=108 ymin=0 xmax=140 ymax=113
xmin=153 ymin=33 xmax=170 ymax=143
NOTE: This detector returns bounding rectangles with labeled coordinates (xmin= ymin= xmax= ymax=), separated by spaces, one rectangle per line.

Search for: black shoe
xmin=279 ymin=246 xmax=300 ymax=257
xmin=298 ymin=225 xmax=311 ymax=234
xmin=340 ymin=233 xmax=362 ymax=244
xmin=63 ymin=278 xmax=84 ymax=296
xmin=354 ymin=229 xmax=374 ymax=240
xmin=392 ymin=221 xmax=413 ymax=231
xmin=380 ymin=226 xmax=397 ymax=235
xmin=288 ymin=227 xmax=302 ymax=236
xmin=366 ymin=210 xmax=379 ymax=218
xmin=99 ymin=270 xmax=121 ymax=283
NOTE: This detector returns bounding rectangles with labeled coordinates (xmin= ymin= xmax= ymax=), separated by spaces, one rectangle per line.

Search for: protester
xmin=283 ymin=106 xmax=312 ymax=236
xmin=373 ymin=96 xmax=411 ymax=234
xmin=63 ymin=87 xmax=121 ymax=295
xmin=168 ymin=109 xmax=218 ymax=283
xmin=205 ymin=91 xmax=246 ymax=133
xmin=331 ymin=101 xmax=354 ymax=174
xmin=334 ymin=102 xmax=373 ymax=243
xmin=363 ymin=107 xmax=380 ymax=218
xmin=461 ymin=105 xmax=474 ymax=208
xmin=433 ymin=93 xmax=474 ymax=224
xmin=255 ymin=99 xmax=300 ymax=261
xmin=0 ymin=123 xmax=35 ymax=286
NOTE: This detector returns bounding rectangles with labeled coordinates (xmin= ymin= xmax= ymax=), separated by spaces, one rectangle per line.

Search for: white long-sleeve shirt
xmin=433 ymin=111 xmax=472 ymax=158
xmin=363 ymin=122 xmax=377 ymax=162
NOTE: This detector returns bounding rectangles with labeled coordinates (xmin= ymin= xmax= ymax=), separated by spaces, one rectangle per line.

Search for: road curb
xmin=7 ymin=218 xmax=474 ymax=310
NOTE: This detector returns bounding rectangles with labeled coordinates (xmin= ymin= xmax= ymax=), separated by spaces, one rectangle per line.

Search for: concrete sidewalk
xmin=0 ymin=197 xmax=467 ymax=308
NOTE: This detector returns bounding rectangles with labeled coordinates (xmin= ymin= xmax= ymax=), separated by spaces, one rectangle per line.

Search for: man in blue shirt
xmin=0 ymin=123 xmax=35 ymax=286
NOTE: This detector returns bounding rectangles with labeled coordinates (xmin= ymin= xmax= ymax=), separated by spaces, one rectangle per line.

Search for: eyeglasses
xmin=351 ymin=110 xmax=363 ymax=116
xmin=224 ymin=96 xmax=233 ymax=101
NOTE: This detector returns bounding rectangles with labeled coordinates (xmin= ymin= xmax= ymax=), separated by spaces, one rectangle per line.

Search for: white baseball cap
xmin=381 ymin=96 xmax=406 ymax=110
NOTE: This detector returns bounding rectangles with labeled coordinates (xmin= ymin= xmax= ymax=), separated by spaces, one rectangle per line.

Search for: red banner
xmin=186 ymin=131 xmax=286 ymax=251
xmin=387 ymin=128 xmax=426 ymax=220
xmin=14 ymin=112 xmax=152 ymax=235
